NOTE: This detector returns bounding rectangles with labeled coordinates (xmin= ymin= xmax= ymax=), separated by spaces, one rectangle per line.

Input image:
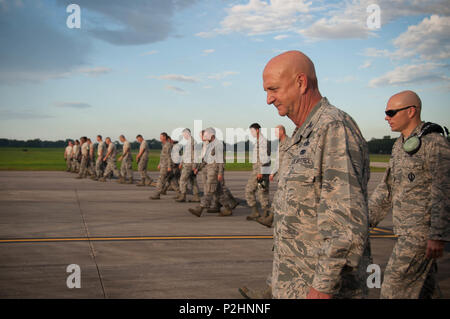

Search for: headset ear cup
xmin=403 ymin=136 xmax=421 ymax=155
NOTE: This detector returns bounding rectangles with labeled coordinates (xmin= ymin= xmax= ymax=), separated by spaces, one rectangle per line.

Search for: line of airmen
xmin=64 ymin=134 xmax=153 ymax=186
xmin=64 ymin=125 xmax=290 ymax=221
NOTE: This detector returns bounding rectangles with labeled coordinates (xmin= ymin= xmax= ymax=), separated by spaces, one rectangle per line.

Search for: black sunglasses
xmin=385 ymin=105 xmax=416 ymax=117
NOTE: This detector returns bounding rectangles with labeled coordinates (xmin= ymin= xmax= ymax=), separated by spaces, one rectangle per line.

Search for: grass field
xmin=0 ymin=147 xmax=389 ymax=172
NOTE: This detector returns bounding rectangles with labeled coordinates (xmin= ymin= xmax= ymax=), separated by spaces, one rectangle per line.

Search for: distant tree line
xmin=0 ymin=138 xmax=163 ymax=150
xmin=367 ymin=136 xmax=397 ymax=154
xmin=1 ymin=135 xmax=448 ymax=154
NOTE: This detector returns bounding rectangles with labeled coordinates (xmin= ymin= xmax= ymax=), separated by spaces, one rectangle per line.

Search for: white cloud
xmin=274 ymin=34 xmax=289 ymax=40
xmin=299 ymin=17 xmax=370 ymax=40
xmin=207 ymin=71 xmax=239 ymax=80
xmin=165 ymin=85 xmax=187 ymax=94
xmin=369 ymin=63 xmax=449 ymax=88
xmin=363 ymin=48 xmax=391 ymax=58
xmin=141 ymin=50 xmax=158 ymax=56
xmin=391 ymin=15 xmax=450 ymax=61
xmin=202 ymin=49 xmax=215 ymax=55
xmin=149 ymin=74 xmax=199 ymax=83
xmin=198 ymin=0 xmax=450 ymax=41
xmin=359 ymin=61 xmax=372 ymax=69
xmin=222 ymin=81 xmax=232 ymax=87
xmin=196 ymin=0 xmax=311 ymax=37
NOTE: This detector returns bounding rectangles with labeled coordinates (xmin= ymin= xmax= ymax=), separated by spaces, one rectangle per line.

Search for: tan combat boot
xmin=117 ymin=175 xmax=125 ymax=184
xmin=256 ymin=211 xmax=274 ymax=228
xmin=175 ymin=193 xmax=186 ymax=202
xmin=98 ymin=177 xmax=106 ymax=182
xmin=188 ymin=206 xmax=204 ymax=217
xmin=207 ymin=206 xmax=220 ymax=213
xmin=189 ymin=194 xmax=201 ymax=203
xmin=246 ymin=206 xmax=260 ymax=221
xmin=149 ymin=193 xmax=160 ymax=200
xmin=145 ymin=177 xmax=153 ymax=186
xmin=126 ymin=177 xmax=133 ymax=184
xmin=219 ymin=206 xmax=232 ymax=217
xmin=238 ymin=286 xmax=272 ymax=299
xmin=136 ymin=178 xmax=146 ymax=186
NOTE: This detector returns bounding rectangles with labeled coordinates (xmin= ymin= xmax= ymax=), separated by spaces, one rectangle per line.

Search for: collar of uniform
xmin=288 ymin=97 xmax=328 ymax=149
xmin=402 ymin=121 xmax=425 ymax=142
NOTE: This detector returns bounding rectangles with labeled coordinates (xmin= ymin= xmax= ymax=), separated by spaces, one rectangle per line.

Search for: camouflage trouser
xmin=120 ymin=156 xmax=133 ymax=179
xmin=245 ymin=166 xmax=270 ymax=209
xmin=95 ymin=158 xmax=104 ymax=178
xmin=103 ymin=159 xmax=119 ymax=178
xmin=179 ymin=164 xmax=199 ymax=195
xmin=380 ymin=235 xmax=440 ymax=299
xmin=138 ymin=156 xmax=150 ymax=181
xmin=66 ymin=158 xmax=72 ymax=171
xmin=78 ymin=155 xmax=89 ymax=177
xmin=88 ymin=157 xmax=95 ymax=175
xmin=71 ymin=158 xmax=79 ymax=172
xmin=222 ymin=181 xmax=236 ymax=205
xmin=200 ymin=164 xmax=230 ymax=209
xmin=200 ymin=169 xmax=218 ymax=208
xmin=271 ymin=233 xmax=371 ymax=299
xmin=157 ymin=167 xmax=179 ymax=193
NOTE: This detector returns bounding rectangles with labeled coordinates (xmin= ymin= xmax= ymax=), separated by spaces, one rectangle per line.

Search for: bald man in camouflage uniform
xmin=150 ymin=133 xmax=179 ymax=199
xmin=76 ymin=137 xmax=89 ymax=179
xmin=99 ymin=137 xmax=119 ymax=182
xmin=264 ymin=51 xmax=371 ymax=299
xmin=94 ymin=135 xmax=106 ymax=181
xmin=369 ymin=90 xmax=449 ymax=299
xmin=118 ymin=135 xmax=133 ymax=184
xmin=245 ymin=123 xmax=271 ymax=221
xmin=188 ymin=128 xmax=235 ymax=217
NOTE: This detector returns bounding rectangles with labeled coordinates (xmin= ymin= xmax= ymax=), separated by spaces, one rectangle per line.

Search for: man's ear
xmin=297 ymin=73 xmax=308 ymax=95
xmin=408 ymin=107 xmax=417 ymax=119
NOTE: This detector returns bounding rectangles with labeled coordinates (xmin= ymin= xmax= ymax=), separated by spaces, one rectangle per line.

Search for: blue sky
xmin=0 ymin=0 xmax=449 ymax=142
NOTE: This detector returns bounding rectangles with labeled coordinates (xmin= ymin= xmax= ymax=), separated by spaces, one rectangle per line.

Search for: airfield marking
xmin=0 ymin=231 xmax=395 ymax=244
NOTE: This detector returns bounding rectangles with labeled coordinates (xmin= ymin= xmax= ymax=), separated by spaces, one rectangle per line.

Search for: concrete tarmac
xmin=0 ymin=171 xmax=448 ymax=298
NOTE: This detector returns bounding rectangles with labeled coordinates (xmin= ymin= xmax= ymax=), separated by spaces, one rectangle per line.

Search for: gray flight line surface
xmin=0 ymin=171 xmax=448 ymax=298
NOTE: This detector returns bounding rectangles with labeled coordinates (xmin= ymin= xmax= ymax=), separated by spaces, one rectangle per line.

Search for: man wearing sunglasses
xmin=369 ymin=90 xmax=450 ymax=298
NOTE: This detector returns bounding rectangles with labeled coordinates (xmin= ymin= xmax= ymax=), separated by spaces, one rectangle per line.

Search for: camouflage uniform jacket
xmin=369 ymin=121 xmax=450 ymax=241
xmin=159 ymin=142 xmax=173 ymax=169
xmin=272 ymin=97 xmax=370 ymax=295
xmin=198 ymin=138 xmax=224 ymax=176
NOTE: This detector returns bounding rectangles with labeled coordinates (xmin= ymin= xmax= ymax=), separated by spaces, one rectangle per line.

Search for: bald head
xmin=385 ymin=90 xmax=422 ymax=136
xmin=387 ymin=90 xmax=422 ymax=113
xmin=264 ymin=50 xmax=318 ymax=90
xmin=263 ymin=50 xmax=322 ymax=127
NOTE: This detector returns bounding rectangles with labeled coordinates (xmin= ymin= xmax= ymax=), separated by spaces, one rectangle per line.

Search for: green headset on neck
xmin=403 ymin=122 xmax=449 ymax=155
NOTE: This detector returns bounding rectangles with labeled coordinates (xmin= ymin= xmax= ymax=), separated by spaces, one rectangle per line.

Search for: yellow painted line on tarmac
xmin=372 ymin=227 xmax=394 ymax=234
xmin=0 ymin=232 xmax=396 ymax=244
xmin=0 ymin=235 xmax=274 ymax=244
